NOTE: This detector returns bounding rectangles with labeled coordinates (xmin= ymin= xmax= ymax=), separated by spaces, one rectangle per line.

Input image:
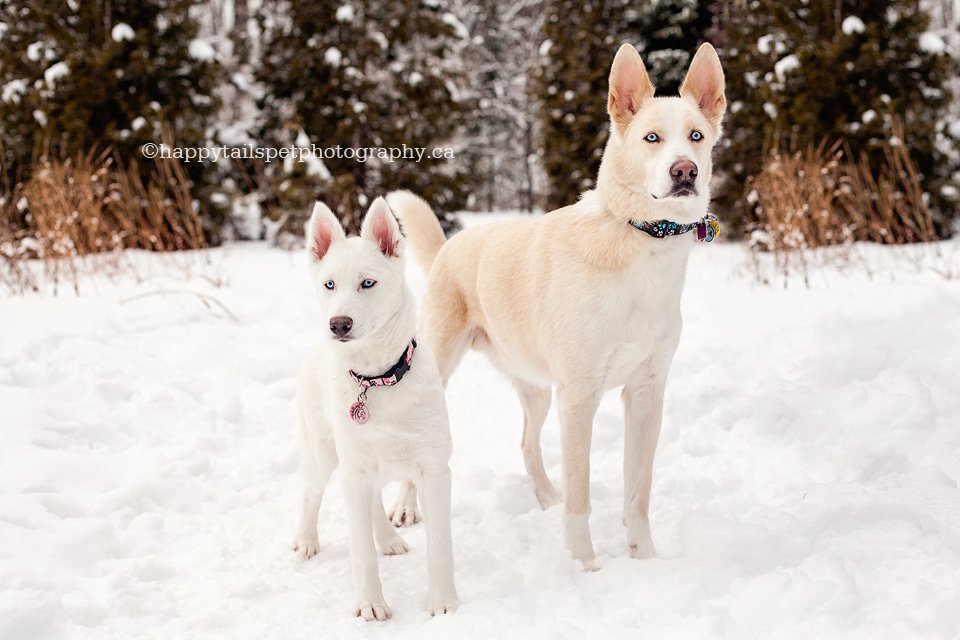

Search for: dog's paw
xmin=427 ymin=590 xmax=460 ymax=616
xmin=291 ymin=536 xmax=320 ymax=559
xmin=564 ymin=514 xmax=597 ymax=569
xmin=628 ymin=537 xmax=656 ymax=559
xmin=626 ymin=516 xmax=656 ymax=559
xmin=535 ymin=483 xmax=562 ymax=509
xmin=388 ymin=504 xmax=421 ymax=528
xmin=580 ymin=559 xmax=600 ymax=572
xmin=354 ymin=599 xmax=392 ymax=622
xmin=379 ymin=535 xmax=410 ymax=556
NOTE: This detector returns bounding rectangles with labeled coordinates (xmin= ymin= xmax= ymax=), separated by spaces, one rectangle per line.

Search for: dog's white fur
xmin=386 ymin=43 xmax=726 ymax=569
xmin=292 ymin=197 xmax=459 ymax=619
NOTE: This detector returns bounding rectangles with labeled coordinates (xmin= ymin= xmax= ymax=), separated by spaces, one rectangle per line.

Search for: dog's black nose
xmin=329 ymin=316 xmax=353 ymax=337
xmin=670 ymin=159 xmax=698 ymax=184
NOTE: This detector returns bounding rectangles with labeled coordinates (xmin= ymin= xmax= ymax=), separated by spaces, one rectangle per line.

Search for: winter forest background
xmin=1 ymin=0 xmax=959 ymax=289
xmin=3 ymin=4 xmax=960 ymax=635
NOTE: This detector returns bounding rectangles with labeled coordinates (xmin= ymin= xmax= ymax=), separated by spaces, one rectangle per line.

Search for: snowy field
xmin=2 ymin=216 xmax=959 ymax=639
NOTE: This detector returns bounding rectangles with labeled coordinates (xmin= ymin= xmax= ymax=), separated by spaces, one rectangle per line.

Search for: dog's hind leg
xmin=373 ymin=493 xmax=410 ymax=555
xmin=515 ymin=380 xmax=561 ymax=508
xmin=388 ymin=482 xmax=421 ymax=527
xmin=292 ymin=433 xmax=337 ymax=559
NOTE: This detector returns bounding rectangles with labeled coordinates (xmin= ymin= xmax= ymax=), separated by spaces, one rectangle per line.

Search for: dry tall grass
xmin=746 ymin=129 xmax=952 ymax=287
xmin=1 ymin=144 xmax=219 ymax=294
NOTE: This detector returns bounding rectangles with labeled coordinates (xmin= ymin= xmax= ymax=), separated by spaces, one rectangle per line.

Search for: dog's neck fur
xmin=329 ymin=284 xmax=418 ymax=378
xmin=561 ymin=146 xmax=707 ymax=272
xmin=564 ymin=187 xmax=695 ymax=274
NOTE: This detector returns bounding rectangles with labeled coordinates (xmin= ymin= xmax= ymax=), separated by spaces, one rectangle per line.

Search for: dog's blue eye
xmin=644 ymin=132 xmax=660 ymax=143
xmin=324 ymin=280 xmax=335 ymax=290
xmin=361 ymin=279 xmax=377 ymax=289
xmin=690 ymin=130 xmax=703 ymax=141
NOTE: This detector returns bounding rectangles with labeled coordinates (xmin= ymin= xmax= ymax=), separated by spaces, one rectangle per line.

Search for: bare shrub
xmin=1 ymin=142 xmax=222 ymax=295
xmin=747 ymin=126 xmax=952 ymax=287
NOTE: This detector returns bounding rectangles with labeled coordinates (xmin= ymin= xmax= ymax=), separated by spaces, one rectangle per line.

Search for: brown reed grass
xmin=746 ymin=124 xmax=948 ymax=287
xmin=1 ymin=140 xmax=216 ymax=294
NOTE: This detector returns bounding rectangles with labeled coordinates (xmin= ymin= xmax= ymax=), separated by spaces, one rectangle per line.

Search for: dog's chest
xmin=598 ymin=253 xmax=686 ymax=386
xmin=329 ymin=375 xmax=449 ymax=480
xmin=336 ymin=421 xmax=422 ymax=479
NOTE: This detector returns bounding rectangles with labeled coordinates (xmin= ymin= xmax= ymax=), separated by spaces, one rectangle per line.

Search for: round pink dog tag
xmin=349 ymin=401 xmax=369 ymax=424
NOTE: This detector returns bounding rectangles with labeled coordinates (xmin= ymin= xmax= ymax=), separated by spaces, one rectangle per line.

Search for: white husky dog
xmin=387 ymin=43 xmax=726 ymax=569
xmin=292 ymin=197 xmax=459 ymax=620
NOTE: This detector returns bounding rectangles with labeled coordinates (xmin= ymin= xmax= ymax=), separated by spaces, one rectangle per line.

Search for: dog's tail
xmin=386 ymin=190 xmax=446 ymax=275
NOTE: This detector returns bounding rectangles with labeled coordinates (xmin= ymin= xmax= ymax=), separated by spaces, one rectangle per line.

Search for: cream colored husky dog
xmin=387 ymin=43 xmax=725 ymax=569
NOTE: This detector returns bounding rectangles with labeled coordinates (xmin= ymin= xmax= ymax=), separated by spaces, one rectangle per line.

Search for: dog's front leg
xmin=341 ymin=473 xmax=390 ymax=621
xmin=292 ymin=434 xmax=337 ymax=559
xmin=416 ymin=466 xmax=460 ymax=615
xmin=622 ymin=374 xmax=666 ymax=559
xmin=557 ymin=383 xmax=602 ymax=570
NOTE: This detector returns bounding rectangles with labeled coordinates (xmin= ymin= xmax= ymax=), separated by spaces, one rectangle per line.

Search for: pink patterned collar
xmin=347 ymin=338 xmax=417 ymax=424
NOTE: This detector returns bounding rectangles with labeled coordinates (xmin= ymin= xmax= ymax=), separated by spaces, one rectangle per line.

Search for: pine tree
xmin=537 ymin=0 xmax=636 ymax=211
xmin=715 ymin=0 xmax=959 ymax=234
xmin=258 ymin=0 xmax=475 ymax=234
xmin=0 ymin=0 xmax=224 ymax=234
xmin=198 ymin=0 xmax=268 ymax=240
xmin=455 ymin=0 xmax=543 ymax=212
xmin=636 ymin=0 xmax=714 ymax=96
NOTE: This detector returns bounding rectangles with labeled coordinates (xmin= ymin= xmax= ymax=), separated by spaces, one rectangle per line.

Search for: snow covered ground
xmin=2 ymin=217 xmax=959 ymax=639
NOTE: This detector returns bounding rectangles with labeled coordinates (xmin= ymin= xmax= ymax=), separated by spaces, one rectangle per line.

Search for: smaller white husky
xmin=292 ymin=197 xmax=459 ymax=621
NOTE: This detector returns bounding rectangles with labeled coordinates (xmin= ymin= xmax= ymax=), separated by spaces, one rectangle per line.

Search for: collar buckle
xmin=696 ymin=214 xmax=720 ymax=242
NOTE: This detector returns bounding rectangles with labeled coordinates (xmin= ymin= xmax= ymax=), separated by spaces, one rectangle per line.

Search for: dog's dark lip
xmin=333 ymin=336 xmax=353 ymax=343
xmin=651 ymin=188 xmax=698 ymax=199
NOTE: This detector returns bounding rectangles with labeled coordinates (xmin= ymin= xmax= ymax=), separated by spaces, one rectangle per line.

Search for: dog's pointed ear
xmin=307 ymin=201 xmax=345 ymax=263
xmin=680 ymin=43 xmax=726 ymax=132
xmin=608 ymin=43 xmax=655 ymax=138
xmin=360 ymin=196 xmax=402 ymax=258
